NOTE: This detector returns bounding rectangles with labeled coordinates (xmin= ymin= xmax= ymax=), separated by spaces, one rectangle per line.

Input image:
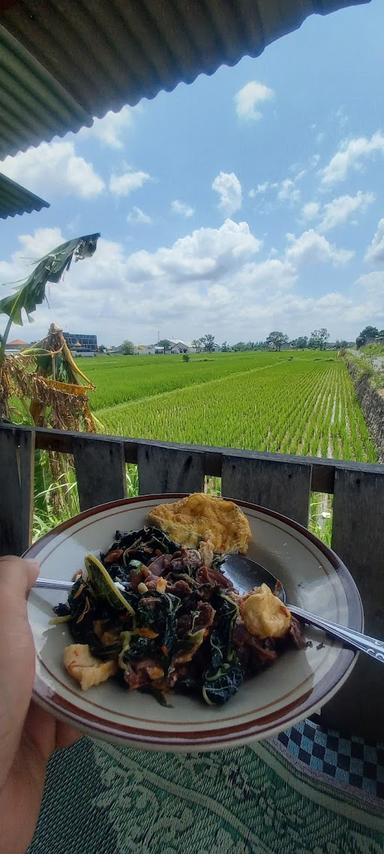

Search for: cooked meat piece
xmin=64 ymin=644 xmax=118 ymax=690
xmin=233 ymin=622 xmax=277 ymax=670
xmin=167 ymin=579 xmax=193 ymax=597
xmin=146 ymin=554 xmax=169 ymax=576
xmin=177 ymin=613 xmax=193 ymax=636
xmin=192 ymin=601 xmax=215 ymax=631
xmin=288 ymin=616 xmax=305 ymax=648
xmin=123 ymin=658 xmax=164 ymax=689
xmin=103 ymin=549 xmax=124 ymax=565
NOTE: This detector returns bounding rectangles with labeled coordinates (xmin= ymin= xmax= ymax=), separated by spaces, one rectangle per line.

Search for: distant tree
xmin=221 ymin=341 xmax=231 ymax=352
xmin=121 ymin=340 xmax=135 ymax=355
xmin=266 ymin=331 xmax=289 ymax=351
xmin=191 ymin=338 xmax=202 ymax=352
xmin=157 ymin=339 xmax=172 ymax=352
xmin=232 ymin=341 xmax=247 ymax=351
xmin=308 ymin=328 xmax=329 ymax=350
xmin=290 ymin=336 xmax=308 ymax=349
xmin=334 ymin=339 xmax=349 ymax=350
xmin=182 ymin=353 xmax=190 ymax=363
xmin=201 ymin=333 xmax=216 ymax=352
xmin=356 ymin=326 xmax=379 ymax=348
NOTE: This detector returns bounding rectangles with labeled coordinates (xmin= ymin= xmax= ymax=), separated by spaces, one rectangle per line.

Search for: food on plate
xmin=240 ymin=584 xmax=292 ymax=639
xmin=147 ymin=492 xmax=251 ymax=555
xmin=54 ymin=498 xmax=302 ymax=707
xmin=63 ymin=644 xmax=118 ymax=690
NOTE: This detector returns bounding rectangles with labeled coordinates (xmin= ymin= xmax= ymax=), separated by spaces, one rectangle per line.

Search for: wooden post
xmin=73 ymin=437 xmax=126 ymax=511
xmin=320 ymin=467 xmax=384 ymax=740
xmin=0 ymin=426 xmax=34 ymax=555
xmin=138 ymin=445 xmax=205 ymax=494
xmin=221 ymin=455 xmax=312 ymax=527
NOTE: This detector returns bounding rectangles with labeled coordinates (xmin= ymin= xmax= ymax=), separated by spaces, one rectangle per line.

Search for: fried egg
xmin=147 ymin=493 xmax=251 ymax=554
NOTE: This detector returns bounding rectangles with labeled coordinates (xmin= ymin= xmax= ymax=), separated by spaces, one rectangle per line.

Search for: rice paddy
xmin=87 ymin=351 xmax=376 ymax=463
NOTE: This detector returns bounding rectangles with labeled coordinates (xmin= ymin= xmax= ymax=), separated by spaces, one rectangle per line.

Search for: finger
xmin=55 ymin=721 xmax=83 ymax=751
xmin=0 ymin=556 xmax=40 ymax=597
xmin=24 ymin=702 xmax=82 ymax=761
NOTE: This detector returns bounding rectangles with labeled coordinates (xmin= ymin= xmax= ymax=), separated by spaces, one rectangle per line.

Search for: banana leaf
xmin=0 ymin=233 xmax=100 ymax=325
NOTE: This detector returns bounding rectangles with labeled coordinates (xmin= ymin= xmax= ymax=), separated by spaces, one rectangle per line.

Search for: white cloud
xmin=356 ymin=271 xmax=384 ymax=295
xmin=301 ymin=202 xmax=320 ymax=222
xmin=365 ymin=218 xmax=384 ymax=264
xmin=77 ymin=105 xmax=135 ymax=149
xmin=285 ymin=229 xmax=354 ymax=267
xmin=212 ymin=172 xmax=242 ymax=215
xmin=234 ymin=81 xmax=274 ymax=121
xmin=318 ymin=191 xmax=374 ymax=232
xmin=0 ymin=141 xmax=104 ymax=198
xmin=278 ymin=178 xmax=301 ymax=204
xmin=127 ymin=207 xmax=152 ymax=224
xmin=2 ymin=220 xmax=378 ymax=346
xmin=171 ymin=199 xmax=195 ymax=218
xmin=109 ymin=169 xmax=151 ymax=196
xmin=249 ymin=182 xmax=270 ymax=199
xmin=321 ymin=131 xmax=384 ymax=185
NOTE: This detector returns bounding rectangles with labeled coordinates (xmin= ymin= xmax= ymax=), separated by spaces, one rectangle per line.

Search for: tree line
xmin=117 ymin=325 xmax=382 ymax=355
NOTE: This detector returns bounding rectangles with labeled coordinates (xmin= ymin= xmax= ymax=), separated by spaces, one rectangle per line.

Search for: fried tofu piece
xmin=63 ymin=643 xmax=118 ymax=691
xmin=240 ymin=584 xmax=291 ymax=639
xmin=147 ymin=493 xmax=251 ymax=554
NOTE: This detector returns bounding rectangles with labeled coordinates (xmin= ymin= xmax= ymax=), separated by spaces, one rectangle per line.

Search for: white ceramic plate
xmin=25 ymin=495 xmax=362 ymax=752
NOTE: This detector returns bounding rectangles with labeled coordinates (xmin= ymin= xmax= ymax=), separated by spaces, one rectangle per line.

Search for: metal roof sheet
xmin=0 ymin=171 xmax=49 ymax=218
xmin=0 ymin=0 xmax=370 ymax=158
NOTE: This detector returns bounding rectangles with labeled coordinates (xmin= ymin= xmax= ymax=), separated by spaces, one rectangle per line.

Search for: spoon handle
xmin=289 ymin=604 xmax=384 ymax=662
xmin=34 ymin=578 xmax=73 ymax=591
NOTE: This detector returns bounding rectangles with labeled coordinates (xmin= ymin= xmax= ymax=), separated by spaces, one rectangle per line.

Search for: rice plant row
xmin=86 ymin=350 xmax=286 ymax=411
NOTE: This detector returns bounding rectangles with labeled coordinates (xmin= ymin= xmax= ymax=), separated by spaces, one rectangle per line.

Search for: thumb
xmin=0 ymin=556 xmax=39 ymax=788
xmin=0 ymin=556 xmax=39 ymax=597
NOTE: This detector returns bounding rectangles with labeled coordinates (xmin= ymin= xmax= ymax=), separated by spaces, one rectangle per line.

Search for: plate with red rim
xmin=25 ymin=494 xmax=363 ymax=752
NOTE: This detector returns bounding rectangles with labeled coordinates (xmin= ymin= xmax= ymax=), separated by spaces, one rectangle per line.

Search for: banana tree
xmin=0 ymin=233 xmax=100 ymax=420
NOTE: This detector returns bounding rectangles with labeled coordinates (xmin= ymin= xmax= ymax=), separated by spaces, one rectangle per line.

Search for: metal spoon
xmin=219 ymin=554 xmax=384 ymax=663
xmin=34 ymin=565 xmax=384 ymax=663
xmin=34 ymin=577 xmax=73 ymax=591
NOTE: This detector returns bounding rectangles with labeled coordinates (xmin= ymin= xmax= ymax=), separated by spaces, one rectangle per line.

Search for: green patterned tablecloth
xmin=29 ymin=735 xmax=384 ymax=853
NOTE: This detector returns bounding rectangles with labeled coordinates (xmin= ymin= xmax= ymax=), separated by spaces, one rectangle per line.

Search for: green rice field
xmin=85 ymin=351 xmax=377 ymax=463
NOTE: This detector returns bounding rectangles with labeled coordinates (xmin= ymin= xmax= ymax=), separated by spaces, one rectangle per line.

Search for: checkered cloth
xmin=278 ymin=717 xmax=384 ymax=797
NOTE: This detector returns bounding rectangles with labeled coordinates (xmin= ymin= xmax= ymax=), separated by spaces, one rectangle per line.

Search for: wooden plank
xmin=138 ymin=445 xmax=205 ymax=495
xmin=73 ymin=437 xmax=126 ymax=511
xmin=0 ymin=426 xmax=34 ymax=555
xmin=2 ymin=422 xmax=383 ymax=494
xmin=320 ymin=467 xmax=384 ymax=740
xmin=221 ymin=455 xmax=312 ymax=526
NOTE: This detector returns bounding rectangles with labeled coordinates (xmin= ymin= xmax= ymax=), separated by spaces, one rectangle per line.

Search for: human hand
xmin=0 ymin=556 xmax=81 ymax=854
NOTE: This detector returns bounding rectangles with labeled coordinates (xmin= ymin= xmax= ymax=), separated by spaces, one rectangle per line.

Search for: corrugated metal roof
xmin=0 ymin=0 xmax=370 ymax=158
xmin=0 ymin=171 xmax=49 ymax=218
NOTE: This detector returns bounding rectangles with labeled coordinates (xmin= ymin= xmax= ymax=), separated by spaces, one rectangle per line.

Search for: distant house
xmin=153 ymin=338 xmax=192 ymax=354
xmin=5 ymin=338 xmax=28 ymax=354
xmin=63 ymin=332 xmax=98 ymax=356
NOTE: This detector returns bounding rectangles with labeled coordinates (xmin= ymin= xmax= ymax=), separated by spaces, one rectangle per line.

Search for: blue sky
xmin=0 ymin=0 xmax=383 ymax=347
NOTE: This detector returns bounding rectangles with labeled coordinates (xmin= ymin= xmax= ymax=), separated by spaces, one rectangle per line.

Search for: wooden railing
xmin=1 ymin=421 xmax=383 ymax=740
